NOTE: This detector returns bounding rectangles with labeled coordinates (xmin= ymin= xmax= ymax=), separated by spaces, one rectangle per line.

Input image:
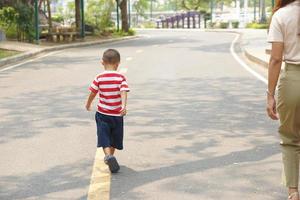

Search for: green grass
xmin=246 ymin=22 xmax=269 ymax=29
xmin=0 ymin=49 xmax=20 ymax=59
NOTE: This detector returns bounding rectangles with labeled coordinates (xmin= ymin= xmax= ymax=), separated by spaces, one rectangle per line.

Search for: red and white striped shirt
xmin=89 ymin=71 xmax=130 ymax=116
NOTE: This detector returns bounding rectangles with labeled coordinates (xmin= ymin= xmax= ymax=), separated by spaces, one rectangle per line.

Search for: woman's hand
xmin=267 ymin=95 xmax=279 ymax=120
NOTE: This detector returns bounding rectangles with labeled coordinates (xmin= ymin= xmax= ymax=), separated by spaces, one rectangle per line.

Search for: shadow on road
xmin=111 ymin=76 xmax=283 ymax=199
xmin=0 ymin=160 xmax=93 ymax=200
xmin=0 ymin=86 xmax=91 ymax=144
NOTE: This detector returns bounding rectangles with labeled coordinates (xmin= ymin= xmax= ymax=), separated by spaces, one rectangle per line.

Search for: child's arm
xmin=120 ymin=91 xmax=128 ymax=116
xmin=85 ymin=92 xmax=97 ymax=111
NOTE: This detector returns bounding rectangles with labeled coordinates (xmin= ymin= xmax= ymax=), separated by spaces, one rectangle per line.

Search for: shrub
xmin=141 ymin=21 xmax=156 ymax=28
xmin=232 ymin=21 xmax=239 ymax=28
xmin=14 ymin=2 xmax=35 ymax=42
xmin=208 ymin=22 xmax=216 ymax=28
xmin=112 ymin=28 xmax=136 ymax=37
xmin=5 ymin=24 xmax=17 ymax=39
xmin=0 ymin=4 xmax=35 ymax=42
xmin=52 ymin=15 xmax=64 ymax=23
xmin=246 ymin=22 xmax=269 ymax=29
xmin=85 ymin=0 xmax=115 ymax=33
xmin=220 ymin=22 xmax=229 ymax=29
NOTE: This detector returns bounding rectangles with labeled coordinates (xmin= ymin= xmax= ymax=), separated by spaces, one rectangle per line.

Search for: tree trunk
xmin=119 ymin=0 xmax=129 ymax=32
xmin=260 ymin=0 xmax=266 ymax=23
xmin=75 ymin=0 xmax=81 ymax=31
xmin=46 ymin=0 xmax=52 ymax=40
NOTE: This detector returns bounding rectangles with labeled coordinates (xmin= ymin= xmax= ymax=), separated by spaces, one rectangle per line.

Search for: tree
xmin=46 ymin=0 xmax=52 ymax=37
xmin=133 ymin=0 xmax=149 ymax=24
xmin=0 ymin=2 xmax=35 ymax=42
xmin=75 ymin=0 xmax=81 ymax=31
xmin=182 ymin=0 xmax=203 ymax=10
xmin=162 ymin=0 xmax=210 ymax=11
xmin=119 ymin=0 xmax=129 ymax=32
xmin=260 ymin=0 xmax=267 ymax=23
xmin=85 ymin=0 xmax=115 ymax=32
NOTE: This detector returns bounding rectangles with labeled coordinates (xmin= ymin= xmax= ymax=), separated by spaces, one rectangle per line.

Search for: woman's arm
xmin=267 ymin=42 xmax=284 ymax=120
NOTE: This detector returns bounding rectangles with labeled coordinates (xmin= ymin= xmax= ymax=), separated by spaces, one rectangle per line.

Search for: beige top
xmin=267 ymin=0 xmax=300 ymax=64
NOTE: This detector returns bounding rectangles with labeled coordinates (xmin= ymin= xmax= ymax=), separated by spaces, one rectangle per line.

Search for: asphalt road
xmin=0 ymin=30 xmax=284 ymax=200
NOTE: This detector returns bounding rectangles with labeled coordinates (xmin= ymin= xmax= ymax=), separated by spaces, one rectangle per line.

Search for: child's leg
xmin=102 ymin=147 xmax=116 ymax=155
xmin=103 ymin=147 xmax=113 ymax=156
xmin=110 ymin=147 xmax=115 ymax=155
xmin=103 ymin=147 xmax=120 ymax=173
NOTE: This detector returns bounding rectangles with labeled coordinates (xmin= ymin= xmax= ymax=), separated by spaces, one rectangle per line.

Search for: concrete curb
xmin=205 ymin=29 xmax=269 ymax=68
xmin=0 ymin=36 xmax=139 ymax=68
xmin=244 ymin=49 xmax=269 ymax=68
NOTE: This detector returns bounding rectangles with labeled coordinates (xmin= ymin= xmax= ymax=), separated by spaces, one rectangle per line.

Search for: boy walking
xmin=85 ymin=49 xmax=129 ymax=173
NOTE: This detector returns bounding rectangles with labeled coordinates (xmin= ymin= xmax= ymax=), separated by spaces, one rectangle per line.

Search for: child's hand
xmin=86 ymin=104 xmax=92 ymax=111
xmin=120 ymin=107 xmax=127 ymax=116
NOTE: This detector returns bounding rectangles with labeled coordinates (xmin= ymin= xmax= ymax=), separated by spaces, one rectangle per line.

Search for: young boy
xmin=85 ymin=49 xmax=129 ymax=173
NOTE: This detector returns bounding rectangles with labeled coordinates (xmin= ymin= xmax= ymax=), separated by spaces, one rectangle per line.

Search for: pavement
xmin=240 ymin=29 xmax=270 ymax=68
xmin=0 ymin=29 xmax=270 ymax=69
xmin=0 ymin=29 xmax=283 ymax=200
xmin=0 ymin=36 xmax=139 ymax=68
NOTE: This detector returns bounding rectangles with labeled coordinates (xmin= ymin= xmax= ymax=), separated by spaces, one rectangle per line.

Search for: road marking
xmin=0 ymin=50 xmax=64 ymax=72
xmin=88 ymin=64 xmax=128 ymax=199
xmin=152 ymin=44 xmax=160 ymax=47
xmin=87 ymin=148 xmax=111 ymax=200
xmin=136 ymin=49 xmax=144 ymax=53
xmin=230 ymin=33 xmax=267 ymax=85
xmin=119 ymin=67 xmax=128 ymax=74
xmin=126 ymin=57 xmax=133 ymax=61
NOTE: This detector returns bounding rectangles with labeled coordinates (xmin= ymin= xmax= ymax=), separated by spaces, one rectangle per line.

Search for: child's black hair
xmin=102 ymin=49 xmax=121 ymax=64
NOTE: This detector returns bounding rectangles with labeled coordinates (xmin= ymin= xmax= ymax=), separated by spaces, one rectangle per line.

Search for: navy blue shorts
xmin=95 ymin=112 xmax=124 ymax=150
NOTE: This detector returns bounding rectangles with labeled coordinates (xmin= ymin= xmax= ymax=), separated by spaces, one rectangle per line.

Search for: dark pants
xmin=95 ymin=112 xmax=124 ymax=150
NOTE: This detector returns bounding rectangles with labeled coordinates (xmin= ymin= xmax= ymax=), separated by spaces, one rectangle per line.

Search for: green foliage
xmin=15 ymin=2 xmax=35 ymax=42
xmin=220 ymin=22 xmax=229 ymax=29
xmin=133 ymin=0 xmax=149 ymax=18
xmin=85 ymin=0 xmax=115 ymax=34
xmin=52 ymin=15 xmax=64 ymax=23
xmin=231 ymin=21 xmax=239 ymax=28
xmin=0 ymin=7 xmax=17 ymax=31
xmin=181 ymin=0 xmax=210 ymax=10
xmin=5 ymin=24 xmax=17 ymax=39
xmin=0 ymin=3 xmax=35 ymax=42
xmin=0 ymin=49 xmax=19 ymax=59
xmin=246 ymin=22 xmax=269 ymax=29
xmin=64 ymin=2 xmax=75 ymax=24
xmin=112 ymin=28 xmax=136 ymax=37
xmin=140 ymin=21 xmax=156 ymax=28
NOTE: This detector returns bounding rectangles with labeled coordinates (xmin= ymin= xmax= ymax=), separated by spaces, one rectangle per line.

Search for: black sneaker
xmin=104 ymin=155 xmax=120 ymax=173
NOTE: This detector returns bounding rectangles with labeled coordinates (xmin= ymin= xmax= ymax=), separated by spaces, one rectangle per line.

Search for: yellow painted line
xmin=88 ymin=65 xmax=128 ymax=199
xmin=126 ymin=57 xmax=133 ymax=61
xmin=87 ymin=148 xmax=111 ymax=200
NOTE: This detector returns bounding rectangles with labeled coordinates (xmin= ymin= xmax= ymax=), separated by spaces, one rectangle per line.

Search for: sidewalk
xmin=0 ymin=36 xmax=139 ymax=68
xmin=240 ymin=29 xmax=270 ymax=68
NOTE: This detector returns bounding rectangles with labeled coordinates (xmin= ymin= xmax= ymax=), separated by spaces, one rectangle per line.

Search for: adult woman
xmin=267 ymin=0 xmax=300 ymax=199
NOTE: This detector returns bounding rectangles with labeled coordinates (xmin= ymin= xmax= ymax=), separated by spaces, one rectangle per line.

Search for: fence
xmin=156 ymin=11 xmax=202 ymax=29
